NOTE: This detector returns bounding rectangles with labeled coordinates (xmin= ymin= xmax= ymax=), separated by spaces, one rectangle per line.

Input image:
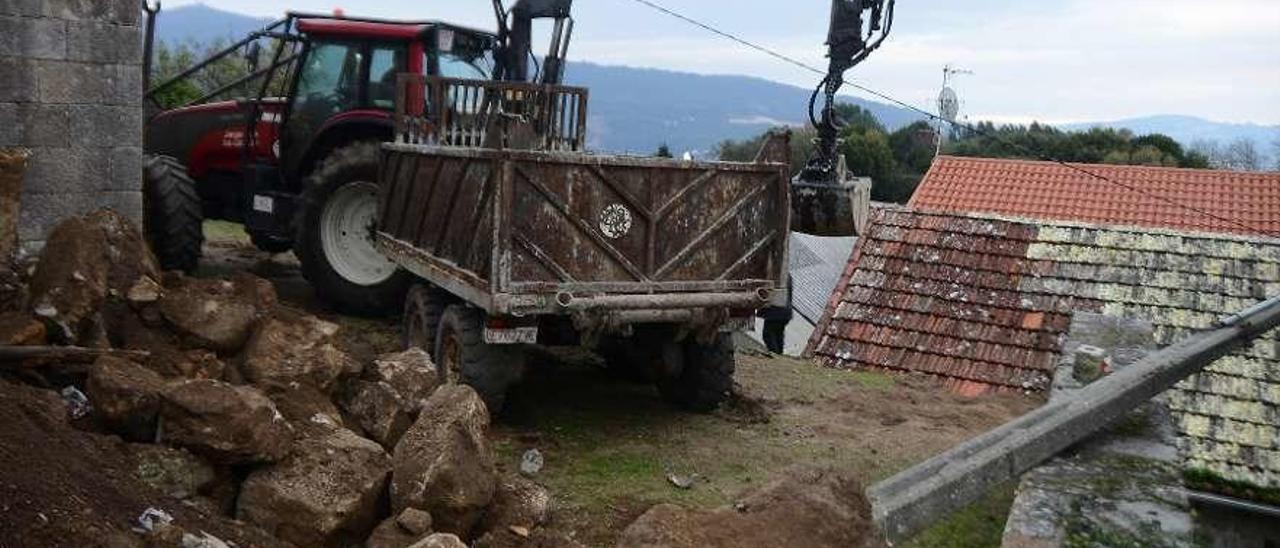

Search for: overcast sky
xmin=170 ymin=0 xmax=1280 ymax=125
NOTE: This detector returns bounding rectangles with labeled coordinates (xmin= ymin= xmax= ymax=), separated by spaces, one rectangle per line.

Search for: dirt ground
xmin=199 ymin=222 xmax=1041 ymax=547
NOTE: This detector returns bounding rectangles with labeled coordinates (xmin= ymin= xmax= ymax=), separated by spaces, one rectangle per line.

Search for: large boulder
xmin=476 ymin=476 xmax=551 ymax=537
xmin=368 ymin=349 xmax=440 ymax=412
xmin=391 ymin=385 xmax=497 ymax=537
xmin=28 ymin=209 xmax=160 ymax=342
xmin=0 ymin=311 xmax=44 ymax=345
xmin=366 ymin=508 xmax=434 ymax=548
xmin=617 ymin=466 xmax=876 ymax=548
xmin=237 ymin=425 xmax=392 ymax=547
xmin=408 ymin=534 xmax=467 ymax=548
xmin=240 ymin=310 xmax=358 ymax=393
xmin=110 ymin=311 xmax=227 ymax=380
xmin=343 ymin=349 xmax=441 ymax=449
xmin=158 ymin=273 xmax=276 ymax=353
xmin=342 ymin=380 xmax=414 ymax=450
xmin=127 ymin=443 xmax=223 ymax=506
xmin=85 ymin=355 xmax=168 ymax=441
xmin=159 ymin=379 xmax=292 ymax=464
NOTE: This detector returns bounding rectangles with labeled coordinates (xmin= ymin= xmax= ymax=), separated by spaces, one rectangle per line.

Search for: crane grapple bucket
xmin=791 ymin=156 xmax=872 ymax=237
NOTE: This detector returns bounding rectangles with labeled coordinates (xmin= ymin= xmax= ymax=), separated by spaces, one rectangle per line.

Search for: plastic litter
xmin=60 ymin=386 xmax=91 ymax=420
xmin=519 ymin=448 xmax=544 ymax=477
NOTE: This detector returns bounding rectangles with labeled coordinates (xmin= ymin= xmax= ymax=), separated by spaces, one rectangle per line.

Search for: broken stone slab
xmin=159 ymin=273 xmax=276 ymax=353
xmin=391 ymin=384 xmax=496 ymax=537
xmin=159 ymin=379 xmax=292 ymax=464
xmin=475 ymin=475 xmax=551 ymax=538
xmin=366 ymin=508 xmax=434 ymax=548
xmin=407 ymin=533 xmax=467 ymax=548
xmin=237 ymin=424 xmax=392 ymax=548
xmin=240 ymin=310 xmax=358 ymax=393
xmin=617 ymin=466 xmax=875 ymax=548
xmin=85 ymin=354 xmax=168 ymax=441
xmin=342 ymin=380 xmax=414 ymax=450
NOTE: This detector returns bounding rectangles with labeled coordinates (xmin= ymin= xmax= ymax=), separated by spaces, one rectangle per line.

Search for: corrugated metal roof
xmin=790 ymin=232 xmax=857 ymax=324
xmin=910 ymin=156 xmax=1280 ymax=237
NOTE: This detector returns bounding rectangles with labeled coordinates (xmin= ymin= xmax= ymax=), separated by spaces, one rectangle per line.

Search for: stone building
xmin=0 ymin=0 xmax=144 ymax=254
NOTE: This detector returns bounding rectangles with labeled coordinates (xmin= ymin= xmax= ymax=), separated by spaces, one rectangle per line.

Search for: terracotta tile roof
xmin=806 ymin=206 xmax=1280 ymax=488
xmin=805 ymin=208 xmax=1074 ymax=396
xmin=910 ymin=156 xmax=1280 ymax=237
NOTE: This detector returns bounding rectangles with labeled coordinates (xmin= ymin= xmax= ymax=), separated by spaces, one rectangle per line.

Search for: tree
xmin=655 ymin=143 xmax=673 ymax=158
xmin=1223 ymin=138 xmax=1262 ymax=171
xmin=841 ymin=129 xmax=896 ymax=195
xmin=149 ymin=38 xmax=282 ymax=110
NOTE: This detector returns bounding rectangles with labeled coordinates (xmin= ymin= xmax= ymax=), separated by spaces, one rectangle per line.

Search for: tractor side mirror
xmin=245 ymin=42 xmax=262 ymax=73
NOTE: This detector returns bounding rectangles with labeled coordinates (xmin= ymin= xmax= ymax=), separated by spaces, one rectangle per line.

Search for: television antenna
xmin=936 ymin=64 xmax=973 ymax=152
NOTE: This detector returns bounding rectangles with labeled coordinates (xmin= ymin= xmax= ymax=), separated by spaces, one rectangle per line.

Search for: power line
xmin=622 ymin=0 xmax=1275 ymax=238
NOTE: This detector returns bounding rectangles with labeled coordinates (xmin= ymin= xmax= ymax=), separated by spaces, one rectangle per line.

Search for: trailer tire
xmin=434 ymin=304 xmax=525 ymax=413
xmin=657 ymin=333 xmax=735 ymax=412
xmin=296 ymin=142 xmax=410 ymax=316
xmin=403 ymin=283 xmax=448 ymax=353
xmin=143 ymin=155 xmax=204 ymax=273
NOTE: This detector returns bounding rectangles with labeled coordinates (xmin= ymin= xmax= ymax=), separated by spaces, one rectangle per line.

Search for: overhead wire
xmin=623 ymin=0 xmax=1275 ymax=237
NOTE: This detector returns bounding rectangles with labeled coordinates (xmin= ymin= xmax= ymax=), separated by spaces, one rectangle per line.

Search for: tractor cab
xmin=142 ymin=12 xmax=499 ymax=272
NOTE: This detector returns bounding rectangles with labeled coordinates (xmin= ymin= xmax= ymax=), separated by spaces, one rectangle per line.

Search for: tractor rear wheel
xmin=296 ymin=142 xmax=411 ymax=316
xmin=433 ymin=304 xmax=526 ymax=413
xmin=656 ymin=333 xmax=735 ymax=412
xmin=143 ymin=155 xmax=204 ymax=273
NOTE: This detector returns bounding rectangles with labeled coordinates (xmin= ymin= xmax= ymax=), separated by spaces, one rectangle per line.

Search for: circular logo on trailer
xmin=599 ymin=204 xmax=633 ymax=239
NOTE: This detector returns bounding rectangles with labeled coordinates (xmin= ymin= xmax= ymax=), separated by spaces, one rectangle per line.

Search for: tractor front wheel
xmin=295 ymin=142 xmax=411 ymax=316
xmin=143 ymin=155 xmax=204 ymax=273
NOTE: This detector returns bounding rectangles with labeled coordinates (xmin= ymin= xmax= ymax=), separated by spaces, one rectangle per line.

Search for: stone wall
xmin=0 ymin=0 xmax=143 ymax=255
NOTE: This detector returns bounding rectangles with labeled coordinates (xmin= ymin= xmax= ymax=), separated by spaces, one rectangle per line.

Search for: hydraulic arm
xmin=792 ymin=0 xmax=895 ymax=236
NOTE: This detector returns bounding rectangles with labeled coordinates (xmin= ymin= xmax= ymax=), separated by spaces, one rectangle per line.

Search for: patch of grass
xmin=903 ymin=481 xmax=1019 ymax=548
xmin=203 ymin=220 xmax=250 ymax=245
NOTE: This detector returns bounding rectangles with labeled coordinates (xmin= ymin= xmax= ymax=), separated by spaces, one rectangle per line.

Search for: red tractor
xmin=141 ymin=2 xmax=573 ymax=315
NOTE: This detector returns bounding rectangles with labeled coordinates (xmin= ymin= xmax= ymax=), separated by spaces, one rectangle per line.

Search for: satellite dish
xmin=938 ymin=86 xmax=959 ymax=123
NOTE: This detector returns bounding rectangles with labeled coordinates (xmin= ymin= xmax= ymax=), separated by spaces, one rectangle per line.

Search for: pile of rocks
xmin=0 ymin=209 xmax=556 ymax=548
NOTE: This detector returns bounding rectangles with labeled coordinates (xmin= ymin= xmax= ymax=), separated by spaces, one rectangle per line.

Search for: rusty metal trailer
xmin=374 ymin=76 xmax=790 ymax=410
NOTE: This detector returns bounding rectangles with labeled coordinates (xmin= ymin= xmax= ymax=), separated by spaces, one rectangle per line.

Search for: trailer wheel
xmin=434 ymin=304 xmax=526 ymax=413
xmin=296 ymin=142 xmax=410 ymax=316
xmin=657 ymin=333 xmax=735 ymax=412
xmin=143 ymin=155 xmax=204 ymax=273
xmin=403 ymin=284 xmax=448 ymax=352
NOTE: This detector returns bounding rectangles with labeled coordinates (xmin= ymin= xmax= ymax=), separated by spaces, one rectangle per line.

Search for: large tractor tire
xmin=295 ymin=142 xmax=411 ymax=316
xmin=143 ymin=155 xmax=204 ymax=273
xmin=657 ymin=332 xmax=735 ymax=412
xmin=433 ymin=304 xmax=526 ymax=413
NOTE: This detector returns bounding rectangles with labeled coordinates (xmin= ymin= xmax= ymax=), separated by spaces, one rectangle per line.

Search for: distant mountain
xmin=153 ymin=4 xmax=273 ymax=45
xmin=1063 ymin=115 xmax=1280 ymax=161
xmin=563 ymin=63 xmax=924 ymax=154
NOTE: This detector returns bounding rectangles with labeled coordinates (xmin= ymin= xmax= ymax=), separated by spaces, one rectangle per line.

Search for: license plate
xmin=484 ymin=326 xmax=538 ymax=345
xmin=722 ymin=317 xmax=755 ymax=332
xmin=253 ymin=195 xmax=274 ymax=213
